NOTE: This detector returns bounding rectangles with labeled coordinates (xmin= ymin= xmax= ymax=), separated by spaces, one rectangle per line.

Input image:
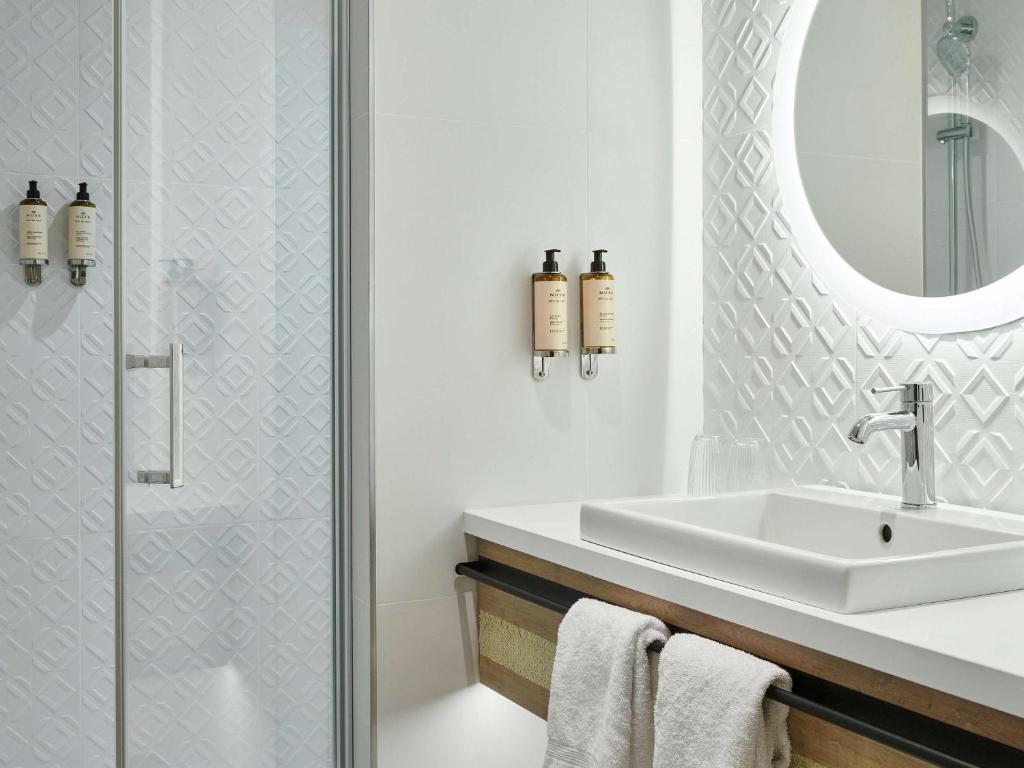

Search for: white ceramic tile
xmin=369 ymin=5 xmax=706 ymax=763
xmin=80 ymin=532 xmax=115 ymax=768
xmin=376 ymin=594 xmax=548 ymax=768
xmin=0 ymin=536 xmax=82 ymax=767
xmin=464 ymin=685 xmax=548 ymax=767
xmin=586 ymin=0 xmax=701 ymax=497
xmin=375 ymin=0 xmax=587 ymax=129
xmin=0 ymin=2 xmax=79 ymax=177
xmin=375 ymin=594 xmax=479 ymax=765
xmin=0 ymin=4 xmax=114 ymax=760
xmin=372 ymin=114 xmax=589 ymax=604
xmin=79 ymin=0 xmax=114 ymax=179
xmin=663 ymin=131 xmax=705 ymax=490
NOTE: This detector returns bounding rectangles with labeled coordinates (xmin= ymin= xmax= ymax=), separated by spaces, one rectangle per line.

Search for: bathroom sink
xmin=579 ymin=486 xmax=1024 ymax=613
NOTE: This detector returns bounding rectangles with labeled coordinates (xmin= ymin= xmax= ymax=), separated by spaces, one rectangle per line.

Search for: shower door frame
xmin=110 ymin=1 xmax=355 ymax=766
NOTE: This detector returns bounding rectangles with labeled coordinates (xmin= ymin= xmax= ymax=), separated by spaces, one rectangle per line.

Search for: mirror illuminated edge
xmin=773 ymin=0 xmax=1024 ymax=334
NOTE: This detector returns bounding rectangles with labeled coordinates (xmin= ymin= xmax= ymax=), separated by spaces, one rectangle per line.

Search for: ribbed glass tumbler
xmin=687 ymin=434 xmax=726 ymax=496
xmin=724 ymin=437 xmax=770 ymax=493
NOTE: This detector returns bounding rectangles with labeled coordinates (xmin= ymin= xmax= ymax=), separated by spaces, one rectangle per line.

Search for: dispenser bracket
xmin=580 ymin=347 xmax=615 ymax=380
xmin=533 ymin=350 xmax=567 ymax=382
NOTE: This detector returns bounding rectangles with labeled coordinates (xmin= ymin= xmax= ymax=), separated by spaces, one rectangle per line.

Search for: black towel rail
xmin=455 ymin=558 xmax=1024 ymax=768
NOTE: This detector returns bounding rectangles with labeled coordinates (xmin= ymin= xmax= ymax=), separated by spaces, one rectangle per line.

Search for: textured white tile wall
xmin=703 ymin=0 xmax=1024 ymax=513
xmin=367 ymin=0 xmax=703 ymax=763
xmin=0 ymin=1 xmax=116 ymax=764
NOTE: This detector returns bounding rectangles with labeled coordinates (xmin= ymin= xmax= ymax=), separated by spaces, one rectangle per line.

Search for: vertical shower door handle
xmin=127 ymin=341 xmax=185 ymax=488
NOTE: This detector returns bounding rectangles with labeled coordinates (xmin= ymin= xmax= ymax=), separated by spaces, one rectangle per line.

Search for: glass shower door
xmin=117 ymin=0 xmax=336 ymax=765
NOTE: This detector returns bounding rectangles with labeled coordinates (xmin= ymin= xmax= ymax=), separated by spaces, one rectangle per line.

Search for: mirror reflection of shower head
xmin=938 ymin=34 xmax=971 ymax=78
xmin=938 ymin=4 xmax=978 ymax=80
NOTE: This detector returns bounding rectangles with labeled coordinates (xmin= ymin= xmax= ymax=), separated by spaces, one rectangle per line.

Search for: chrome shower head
xmin=938 ymin=10 xmax=978 ymax=79
xmin=937 ymin=33 xmax=971 ymax=78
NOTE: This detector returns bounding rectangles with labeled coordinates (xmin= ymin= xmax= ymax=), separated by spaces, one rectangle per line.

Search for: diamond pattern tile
xmin=0 ymin=2 xmax=79 ymax=176
xmin=0 ymin=537 xmax=81 ymax=766
xmin=704 ymin=0 xmax=1024 ymax=511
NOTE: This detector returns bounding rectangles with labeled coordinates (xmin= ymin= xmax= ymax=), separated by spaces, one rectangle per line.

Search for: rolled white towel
xmin=544 ymin=598 xmax=669 ymax=768
xmin=653 ymin=634 xmax=792 ymax=768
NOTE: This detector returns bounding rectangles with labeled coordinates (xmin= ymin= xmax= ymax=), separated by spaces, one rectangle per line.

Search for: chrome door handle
xmin=127 ymin=341 xmax=185 ymax=488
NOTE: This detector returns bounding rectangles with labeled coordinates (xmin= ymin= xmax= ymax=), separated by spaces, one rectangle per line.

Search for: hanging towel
xmin=543 ymin=598 xmax=669 ymax=768
xmin=653 ymin=634 xmax=792 ymax=768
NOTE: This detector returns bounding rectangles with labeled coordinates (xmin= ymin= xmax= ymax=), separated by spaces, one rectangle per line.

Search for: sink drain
xmin=879 ymin=523 xmax=893 ymax=543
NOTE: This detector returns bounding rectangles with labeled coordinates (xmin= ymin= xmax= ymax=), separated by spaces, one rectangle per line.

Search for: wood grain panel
xmin=479 ymin=655 xmax=550 ymax=720
xmin=478 ymin=539 xmax=1024 ymax=752
xmin=789 ymin=711 xmax=932 ymax=768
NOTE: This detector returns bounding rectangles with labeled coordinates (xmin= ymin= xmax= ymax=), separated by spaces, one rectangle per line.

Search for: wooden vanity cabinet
xmin=471 ymin=540 xmax=1024 ymax=768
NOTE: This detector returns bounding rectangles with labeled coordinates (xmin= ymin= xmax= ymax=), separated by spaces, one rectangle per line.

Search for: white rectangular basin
xmin=580 ymin=486 xmax=1024 ymax=613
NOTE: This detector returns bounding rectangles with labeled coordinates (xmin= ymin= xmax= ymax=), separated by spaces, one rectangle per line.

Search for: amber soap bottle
xmin=67 ymin=182 xmax=97 ymax=285
xmin=580 ymin=249 xmax=615 ymax=352
xmin=532 ymin=248 xmax=569 ymax=354
xmin=18 ymin=180 xmax=48 ymax=286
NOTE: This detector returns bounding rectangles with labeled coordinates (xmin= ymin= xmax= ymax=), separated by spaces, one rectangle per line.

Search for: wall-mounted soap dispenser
xmin=532 ymin=248 xmax=569 ymax=381
xmin=18 ymin=180 xmax=48 ymax=286
xmin=67 ymin=183 xmax=97 ymax=286
xmin=580 ymin=249 xmax=615 ymax=379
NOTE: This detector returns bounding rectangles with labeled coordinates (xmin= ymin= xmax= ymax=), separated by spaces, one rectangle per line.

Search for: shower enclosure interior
xmin=924 ymin=0 xmax=1024 ymax=296
xmin=0 ymin=1 xmax=347 ymax=766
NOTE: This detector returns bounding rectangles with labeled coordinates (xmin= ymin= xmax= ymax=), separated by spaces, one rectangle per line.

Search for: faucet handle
xmin=870 ymin=385 xmax=905 ymax=395
xmin=870 ymin=382 xmax=934 ymax=403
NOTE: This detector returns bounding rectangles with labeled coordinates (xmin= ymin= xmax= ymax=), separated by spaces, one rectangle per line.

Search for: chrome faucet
xmin=848 ymin=383 xmax=936 ymax=510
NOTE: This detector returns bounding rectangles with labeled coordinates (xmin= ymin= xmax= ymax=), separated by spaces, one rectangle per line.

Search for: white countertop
xmin=464 ymin=499 xmax=1024 ymax=718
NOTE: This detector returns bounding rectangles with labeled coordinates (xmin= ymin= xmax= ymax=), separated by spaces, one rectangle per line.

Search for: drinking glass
xmin=724 ymin=437 xmax=771 ymax=492
xmin=687 ymin=434 xmax=726 ymax=496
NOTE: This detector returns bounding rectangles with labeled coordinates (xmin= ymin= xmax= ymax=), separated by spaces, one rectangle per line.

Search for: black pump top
xmin=542 ymin=248 xmax=561 ymax=273
xmin=590 ymin=249 xmax=608 ymax=272
xmin=76 ymin=182 xmax=90 ymax=202
xmin=25 ymin=180 xmax=40 ymax=199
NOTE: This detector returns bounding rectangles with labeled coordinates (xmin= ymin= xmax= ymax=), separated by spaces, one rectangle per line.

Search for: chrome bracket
xmin=937 ymin=122 xmax=974 ymax=144
xmin=532 ymin=350 xmax=567 ymax=382
xmin=946 ymin=15 xmax=978 ymax=41
xmin=126 ymin=353 xmax=170 ymax=369
xmin=580 ymin=347 xmax=615 ymax=380
xmin=137 ymin=470 xmax=172 ymax=485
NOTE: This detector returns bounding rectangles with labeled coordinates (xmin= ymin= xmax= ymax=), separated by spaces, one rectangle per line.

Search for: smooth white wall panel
xmin=367 ymin=0 xmax=704 ymax=763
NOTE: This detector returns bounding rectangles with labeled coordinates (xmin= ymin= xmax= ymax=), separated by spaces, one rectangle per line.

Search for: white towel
xmin=653 ymin=634 xmax=792 ymax=768
xmin=543 ymin=598 xmax=669 ymax=768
